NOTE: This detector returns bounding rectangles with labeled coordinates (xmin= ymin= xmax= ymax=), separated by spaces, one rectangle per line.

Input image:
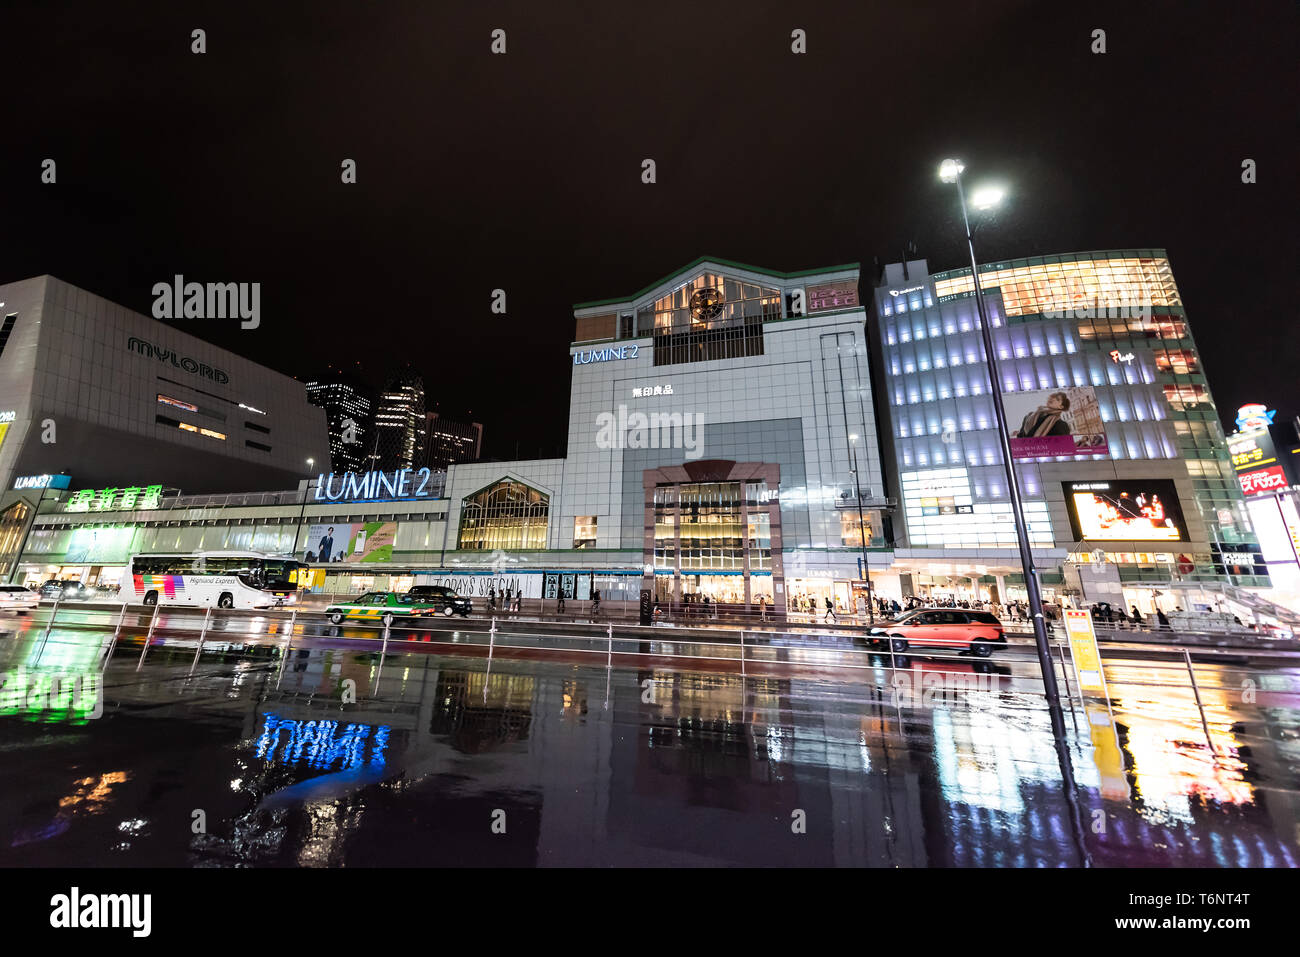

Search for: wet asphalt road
xmin=1 ymin=607 xmax=1298 ymax=866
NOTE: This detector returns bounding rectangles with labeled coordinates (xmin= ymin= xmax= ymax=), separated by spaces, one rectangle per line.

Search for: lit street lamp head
xmin=939 ymin=158 xmax=965 ymax=183
xmin=970 ymin=185 xmax=1006 ymax=210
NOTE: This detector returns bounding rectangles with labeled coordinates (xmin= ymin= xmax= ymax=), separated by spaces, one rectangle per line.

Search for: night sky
xmin=3 ymin=0 xmax=1295 ymax=459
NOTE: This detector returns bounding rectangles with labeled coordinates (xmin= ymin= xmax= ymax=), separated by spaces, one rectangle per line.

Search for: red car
xmin=869 ymin=608 xmax=1006 ymax=657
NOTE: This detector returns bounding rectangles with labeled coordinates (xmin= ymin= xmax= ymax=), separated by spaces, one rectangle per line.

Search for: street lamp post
xmin=849 ymin=435 xmax=874 ymax=624
xmin=939 ymin=158 xmax=1069 ymax=734
xmin=289 ymin=458 xmax=315 ymax=560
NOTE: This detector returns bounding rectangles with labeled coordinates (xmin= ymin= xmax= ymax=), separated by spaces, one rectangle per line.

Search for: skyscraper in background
xmin=425 ymin=412 xmax=483 ymax=471
xmin=305 ymin=374 xmax=373 ymax=473
xmin=373 ymin=368 xmax=426 ymax=471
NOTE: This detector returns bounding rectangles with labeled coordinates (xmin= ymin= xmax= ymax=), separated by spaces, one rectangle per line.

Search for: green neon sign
xmin=65 ymin=484 xmax=163 ymax=512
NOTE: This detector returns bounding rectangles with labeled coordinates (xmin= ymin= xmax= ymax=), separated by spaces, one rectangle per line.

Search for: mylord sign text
xmin=126 ymin=338 xmax=229 ymax=384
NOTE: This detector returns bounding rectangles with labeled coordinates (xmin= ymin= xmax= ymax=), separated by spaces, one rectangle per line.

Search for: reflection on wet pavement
xmin=0 ymin=616 xmax=1297 ymax=867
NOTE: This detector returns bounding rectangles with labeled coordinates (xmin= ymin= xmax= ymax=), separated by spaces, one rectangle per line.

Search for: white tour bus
xmin=120 ymin=551 xmax=302 ymax=609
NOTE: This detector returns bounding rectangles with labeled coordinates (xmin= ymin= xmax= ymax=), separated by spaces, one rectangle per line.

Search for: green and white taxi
xmin=324 ymin=591 xmax=443 ymax=627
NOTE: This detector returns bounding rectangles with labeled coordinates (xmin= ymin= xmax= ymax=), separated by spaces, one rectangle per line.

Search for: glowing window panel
xmin=157 ymin=394 xmax=197 ymax=413
xmin=933 ymin=257 xmax=1182 ymax=317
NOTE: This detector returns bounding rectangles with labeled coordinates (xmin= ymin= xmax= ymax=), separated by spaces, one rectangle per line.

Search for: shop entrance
xmin=653 ymin=573 xmax=774 ymax=610
xmin=785 ymin=578 xmax=851 ymax=618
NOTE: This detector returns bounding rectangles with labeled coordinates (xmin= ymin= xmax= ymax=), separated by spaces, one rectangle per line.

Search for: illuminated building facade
xmin=869 ymin=249 xmax=1276 ymax=614
xmin=372 ymin=369 xmax=426 ymax=472
xmin=424 ymin=412 xmax=483 ymax=471
xmin=306 ymin=377 xmax=373 ymax=473
xmin=6 ymin=258 xmax=888 ymax=613
xmin=561 ymin=256 xmax=887 ymax=609
xmin=0 ymin=275 xmax=330 ymax=577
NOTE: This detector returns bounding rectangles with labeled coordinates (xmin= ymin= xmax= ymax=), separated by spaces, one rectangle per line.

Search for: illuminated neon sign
xmin=573 ymin=345 xmax=639 ymax=365
xmin=66 ymin=485 xmax=164 ymax=512
xmin=313 ymin=469 xmax=437 ymax=503
xmin=1235 ymin=404 xmax=1275 ymax=431
xmin=13 ymin=474 xmax=71 ymax=490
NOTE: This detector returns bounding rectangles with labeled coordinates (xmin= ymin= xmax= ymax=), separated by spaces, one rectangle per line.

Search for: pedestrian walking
xmin=488 ymin=587 xmax=496 ymax=611
xmin=1156 ymin=608 xmax=1170 ymax=629
xmin=592 ymin=588 xmax=601 ymax=615
xmin=1130 ymin=605 xmax=1143 ymax=625
xmin=824 ymin=596 xmax=835 ymax=623
xmin=759 ymin=595 xmax=767 ymax=621
xmin=557 ymin=588 xmax=566 ymax=614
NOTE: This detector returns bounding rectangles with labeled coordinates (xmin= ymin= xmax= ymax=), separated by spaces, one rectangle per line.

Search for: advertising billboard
xmin=347 ymin=522 xmax=397 ymax=563
xmin=303 ymin=523 xmax=353 ymax=563
xmin=1063 ymin=480 xmax=1187 ymax=542
xmin=302 ymin=522 xmax=398 ymax=563
xmin=415 ymin=572 xmax=545 ymax=599
xmin=1228 ymin=426 xmax=1292 ymax=497
xmin=806 ymin=282 xmax=859 ymax=314
xmin=64 ymin=526 xmax=138 ymax=564
xmin=1005 ymin=386 xmax=1107 ymax=459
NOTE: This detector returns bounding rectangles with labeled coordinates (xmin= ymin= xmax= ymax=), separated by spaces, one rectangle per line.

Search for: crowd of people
xmin=471 ymin=585 xmax=1265 ymax=636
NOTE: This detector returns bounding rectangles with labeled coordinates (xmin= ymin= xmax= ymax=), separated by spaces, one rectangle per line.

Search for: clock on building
xmin=689 ymin=287 xmax=725 ymax=323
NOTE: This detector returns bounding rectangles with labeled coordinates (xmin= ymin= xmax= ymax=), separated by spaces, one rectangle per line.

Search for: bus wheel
xmin=218 ymin=593 xmax=234 ymax=609
xmin=143 ymin=591 xmax=158 ymax=606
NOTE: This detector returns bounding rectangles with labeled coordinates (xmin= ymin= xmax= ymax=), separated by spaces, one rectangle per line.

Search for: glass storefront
xmin=651 ymin=479 xmax=776 ymax=605
xmin=457 ymin=479 xmax=549 ymax=551
xmin=785 ymin=578 xmax=852 ymax=617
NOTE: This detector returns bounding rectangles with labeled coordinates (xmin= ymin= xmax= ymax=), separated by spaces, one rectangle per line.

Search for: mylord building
xmin=8 ymin=258 xmax=890 ymax=613
xmin=867 ymin=249 xmax=1287 ymax=619
xmin=0 ymin=275 xmax=330 ymax=577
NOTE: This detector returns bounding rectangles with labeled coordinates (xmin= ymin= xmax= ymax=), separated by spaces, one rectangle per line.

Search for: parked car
xmin=39 ymin=579 xmax=90 ymax=601
xmin=867 ymin=607 xmax=1006 ymax=657
xmin=324 ymin=591 xmax=452 ymax=627
xmin=0 ymin=583 xmax=39 ymax=613
xmin=402 ymin=585 xmax=473 ymax=618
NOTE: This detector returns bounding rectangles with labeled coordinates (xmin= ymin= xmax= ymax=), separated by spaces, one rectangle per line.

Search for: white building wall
xmin=0 ymin=275 xmax=330 ymax=493
xmin=562 ymin=265 xmax=884 ymax=578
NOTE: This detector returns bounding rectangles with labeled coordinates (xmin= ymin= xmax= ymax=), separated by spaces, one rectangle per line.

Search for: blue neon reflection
xmin=255 ymin=713 xmax=390 ymax=771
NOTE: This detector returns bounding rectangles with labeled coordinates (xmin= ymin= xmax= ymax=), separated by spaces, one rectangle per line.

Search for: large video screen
xmin=1063 ymin=479 xmax=1187 ymax=542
